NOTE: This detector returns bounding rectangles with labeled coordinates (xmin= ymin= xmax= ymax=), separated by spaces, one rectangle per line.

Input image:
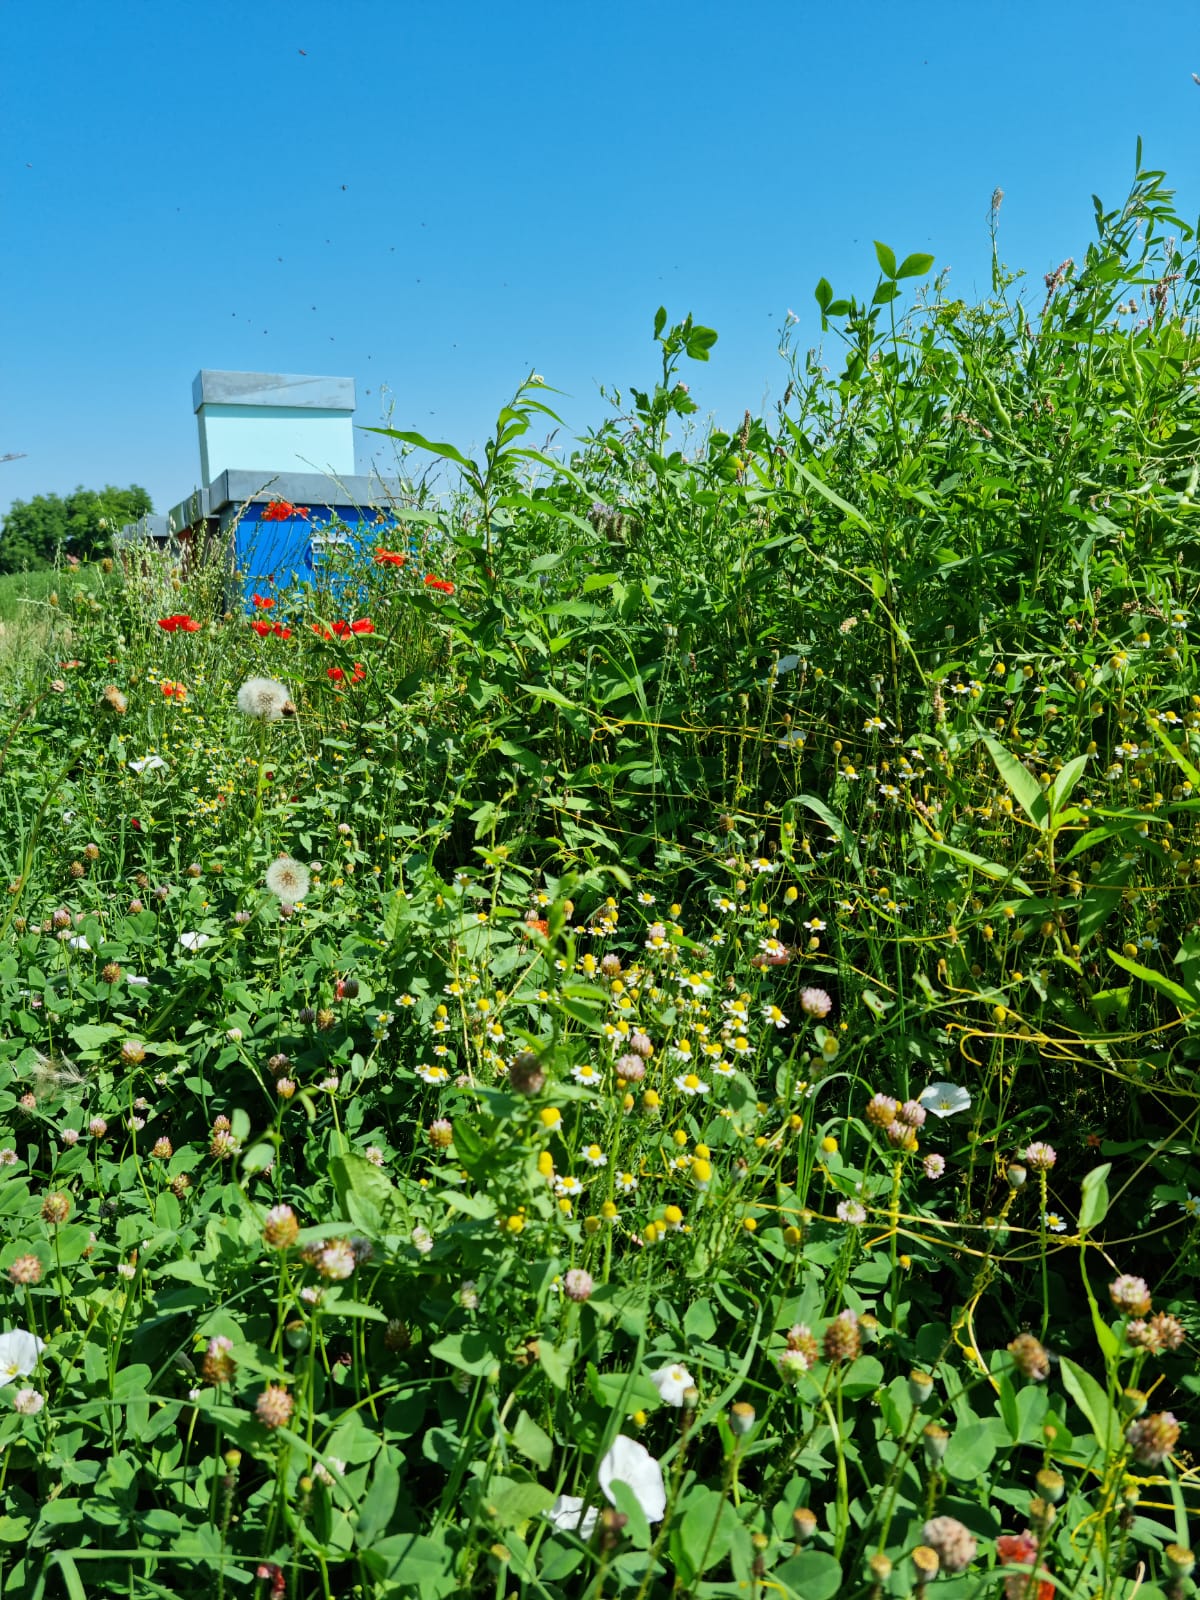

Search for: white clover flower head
xmin=265 ymin=856 xmax=310 ymax=903
xmin=651 ymin=1362 xmax=695 ymax=1406
xmin=12 ymin=1387 xmax=43 ymax=1415
xmin=0 ymin=1329 xmax=44 ymax=1385
xmin=918 ymin=1081 xmax=971 ymax=1118
xmin=836 ymin=1199 xmax=867 ymax=1225
xmin=236 ymin=677 xmax=295 ymax=721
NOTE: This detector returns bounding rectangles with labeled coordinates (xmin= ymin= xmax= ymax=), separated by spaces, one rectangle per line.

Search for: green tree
xmin=0 ymin=483 xmax=153 ymax=572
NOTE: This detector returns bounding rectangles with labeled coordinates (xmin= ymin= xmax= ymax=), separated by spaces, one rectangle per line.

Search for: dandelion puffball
xmin=236 ymin=677 xmax=295 ymax=721
xmin=266 ymin=857 xmax=310 ymax=903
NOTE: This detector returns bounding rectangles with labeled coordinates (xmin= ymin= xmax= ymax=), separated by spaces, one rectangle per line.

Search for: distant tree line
xmin=0 ymin=485 xmax=153 ymax=573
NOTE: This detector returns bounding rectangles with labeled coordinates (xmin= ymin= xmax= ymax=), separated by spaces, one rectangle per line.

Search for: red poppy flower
xmin=273 ymin=625 xmax=292 ymax=640
xmin=327 ymin=667 xmax=345 ymax=682
xmin=262 ymin=501 xmax=310 ymax=522
xmin=351 ymin=661 xmax=366 ymax=681
xmin=130 ymin=818 xmax=141 ymax=831
xmin=161 ymin=680 xmax=187 ymax=701
xmin=60 ymin=660 xmax=83 ymax=670
xmin=350 ymin=618 xmax=374 ymax=635
xmin=311 ymin=624 xmax=332 ymax=640
xmin=424 ymin=576 xmax=454 ymax=594
xmin=330 ymin=620 xmax=351 ymax=637
xmin=251 ymin=620 xmax=272 ymax=637
xmin=375 ymin=549 xmax=407 ymax=567
xmin=251 ymin=593 xmax=275 ymax=609
xmin=157 ymin=614 xmax=201 ymax=632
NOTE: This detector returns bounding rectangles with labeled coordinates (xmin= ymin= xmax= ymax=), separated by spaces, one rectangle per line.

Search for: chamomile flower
xmin=572 ymin=1063 xmax=602 ymax=1087
xmin=616 ymin=1172 xmax=639 ymax=1194
xmin=415 ymin=1064 xmax=449 ymax=1086
xmin=762 ymin=1004 xmax=789 ymax=1029
xmin=1043 ymin=1211 xmax=1068 ymax=1233
xmin=581 ymin=1144 xmax=607 ymax=1168
xmin=675 ymin=1073 xmax=710 ymax=1097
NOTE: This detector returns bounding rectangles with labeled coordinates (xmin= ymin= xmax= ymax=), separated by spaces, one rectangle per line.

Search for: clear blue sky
xmin=3 ymin=0 xmax=1199 ymax=520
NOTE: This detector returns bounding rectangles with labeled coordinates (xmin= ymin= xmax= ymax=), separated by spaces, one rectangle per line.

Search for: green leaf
xmin=984 ymin=737 xmax=1048 ymax=828
xmin=1147 ymin=717 xmax=1200 ymax=788
xmin=684 ymin=325 xmax=718 ymax=360
xmin=1047 ymin=753 xmax=1089 ymax=816
xmin=792 ymin=793 xmax=862 ymax=875
xmin=606 ymin=1478 xmax=653 ymax=1548
xmin=1060 ymin=1355 xmax=1117 ymax=1452
xmin=814 ymin=277 xmax=833 ymax=312
xmin=944 ymin=1419 xmax=996 ymax=1479
xmin=793 ymin=462 xmax=871 ymax=529
xmin=361 ymin=427 xmax=478 ymax=478
xmin=670 ymin=1487 xmax=736 ymax=1583
xmin=653 ymin=306 xmax=667 ymax=338
xmin=329 ymin=1151 xmax=399 ymax=1223
xmin=874 ymin=240 xmax=898 ymax=279
xmin=428 ymin=1331 xmax=500 ymax=1377
xmin=510 ymin=1410 xmax=553 ymax=1470
xmin=1106 ymin=949 xmax=1196 ymax=1013
xmin=919 ymin=834 xmax=1033 ymax=895
xmin=484 ymin=1478 xmax=555 ymax=1528
xmin=68 ymin=1023 xmax=122 ymax=1053
xmin=773 ymin=1551 xmax=843 ymax=1600
xmin=356 ymin=1454 xmax=400 ymax=1546
xmin=896 ymin=251 xmax=935 ymax=279
xmin=538 ymin=1336 xmax=576 ymax=1390
xmin=1079 ymin=1163 xmax=1111 ymax=1233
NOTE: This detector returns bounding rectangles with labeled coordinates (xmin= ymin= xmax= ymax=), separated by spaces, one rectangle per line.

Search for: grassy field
xmin=0 ymin=162 xmax=1198 ymax=1600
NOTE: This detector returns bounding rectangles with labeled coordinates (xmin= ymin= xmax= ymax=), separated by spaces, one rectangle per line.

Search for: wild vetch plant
xmin=0 ymin=151 xmax=1198 ymax=1598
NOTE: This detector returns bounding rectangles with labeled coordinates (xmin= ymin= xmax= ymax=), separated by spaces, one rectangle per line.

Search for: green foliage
xmin=0 ymin=484 xmax=152 ymax=572
xmin=0 ymin=155 xmax=1198 ymax=1599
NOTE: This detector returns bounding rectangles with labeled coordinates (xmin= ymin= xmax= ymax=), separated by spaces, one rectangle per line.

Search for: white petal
xmin=544 ymin=1495 xmax=598 ymax=1539
xmin=0 ymin=1329 xmax=44 ymax=1383
xmin=599 ymin=1436 xmax=666 ymax=1523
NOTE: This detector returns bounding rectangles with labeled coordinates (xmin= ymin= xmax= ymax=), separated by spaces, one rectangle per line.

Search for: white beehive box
xmin=193 ymin=370 xmax=357 ymax=487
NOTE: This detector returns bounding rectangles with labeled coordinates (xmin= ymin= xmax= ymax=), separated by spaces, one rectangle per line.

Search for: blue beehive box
xmin=160 ymin=371 xmax=407 ymax=607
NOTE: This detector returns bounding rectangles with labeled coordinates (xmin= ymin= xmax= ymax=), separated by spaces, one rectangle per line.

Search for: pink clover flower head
xmin=1108 ymin=1274 xmax=1152 ymax=1316
xmin=799 ymin=987 xmax=833 ymax=1018
xmin=1126 ymin=1410 xmax=1180 ymax=1467
xmin=1023 ymin=1141 xmax=1057 ymax=1170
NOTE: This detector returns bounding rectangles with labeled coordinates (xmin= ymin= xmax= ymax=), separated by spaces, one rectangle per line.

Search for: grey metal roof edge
xmin=115 ymin=515 xmax=171 ymax=545
xmin=192 ymin=371 xmax=356 ymax=412
xmin=166 ymin=489 xmax=211 ymax=534
xmin=205 ymin=469 xmax=408 ymax=510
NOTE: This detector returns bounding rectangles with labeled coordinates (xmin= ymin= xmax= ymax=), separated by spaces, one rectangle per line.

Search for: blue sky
xmin=3 ymin=0 xmax=1199 ymax=520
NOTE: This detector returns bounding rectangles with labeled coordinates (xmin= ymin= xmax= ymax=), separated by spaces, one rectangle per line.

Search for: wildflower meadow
xmin=2 ymin=157 xmax=1200 ymax=1598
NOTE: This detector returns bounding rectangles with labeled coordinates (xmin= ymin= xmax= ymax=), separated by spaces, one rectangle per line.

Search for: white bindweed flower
xmin=0 ymin=1329 xmax=44 ymax=1385
xmin=126 ymin=975 xmax=150 ymax=987
xmin=545 ymin=1436 xmax=666 ymax=1540
xmin=918 ymin=1081 xmax=972 ymax=1118
xmin=265 ymin=857 xmax=310 ymax=903
xmin=598 ymin=1435 xmax=666 ymax=1522
xmin=128 ymin=756 xmax=167 ymax=775
xmin=544 ymin=1495 xmax=598 ymax=1540
xmin=651 ymin=1362 xmax=695 ymax=1406
xmin=179 ymin=932 xmax=211 ymax=952
xmin=236 ymin=677 xmax=295 ymax=721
